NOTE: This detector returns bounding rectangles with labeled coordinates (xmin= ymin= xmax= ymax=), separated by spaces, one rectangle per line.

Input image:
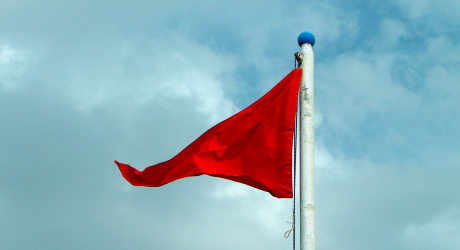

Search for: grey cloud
xmin=1 ymin=0 xmax=460 ymax=249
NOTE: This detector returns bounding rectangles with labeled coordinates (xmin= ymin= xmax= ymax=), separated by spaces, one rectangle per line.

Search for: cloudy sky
xmin=1 ymin=0 xmax=459 ymax=249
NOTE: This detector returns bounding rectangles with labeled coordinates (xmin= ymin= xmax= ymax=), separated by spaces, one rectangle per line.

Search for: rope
xmin=286 ymin=52 xmax=301 ymax=249
xmin=285 ymin=100 xmax=299 ymax=250
xmin=292 ymin=107 xmax=298 ymax=250
xmin=284 ymin=221 xmax=294 ymax=238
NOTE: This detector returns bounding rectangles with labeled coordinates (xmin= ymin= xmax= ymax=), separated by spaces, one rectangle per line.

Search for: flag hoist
xmin=298 ymin=32 xmax=316 ymax=250
xmin=114 ymin=31 xmax=316 ymax=250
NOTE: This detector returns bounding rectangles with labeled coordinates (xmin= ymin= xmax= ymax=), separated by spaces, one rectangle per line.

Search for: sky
xmin=1 ymin=0 xmax=459 ymax=249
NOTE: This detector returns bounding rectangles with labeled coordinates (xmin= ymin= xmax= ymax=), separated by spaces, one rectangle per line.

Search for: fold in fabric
xmin=115 ymin=68 xmax=302 ymax=198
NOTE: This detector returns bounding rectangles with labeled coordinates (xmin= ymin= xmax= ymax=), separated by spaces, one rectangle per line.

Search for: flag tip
xmin=298 ymin=32 xmax=315 ymax=47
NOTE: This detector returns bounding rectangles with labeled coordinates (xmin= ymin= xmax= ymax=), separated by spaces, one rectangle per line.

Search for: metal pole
xmin=298 ymin=32 xmax=315 ymax=250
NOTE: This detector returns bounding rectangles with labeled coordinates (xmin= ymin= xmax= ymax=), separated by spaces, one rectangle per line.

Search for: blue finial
xmin=298 ymin=32 xmax=315 ymax=47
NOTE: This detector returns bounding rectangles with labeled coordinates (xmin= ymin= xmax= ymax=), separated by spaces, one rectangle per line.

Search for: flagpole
xmin=298 ymin=32 xmax=315 ymax=250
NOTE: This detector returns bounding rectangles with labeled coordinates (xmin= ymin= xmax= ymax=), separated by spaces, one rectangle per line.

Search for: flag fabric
xmin=115 ymin=68 xmax=302 ymax=198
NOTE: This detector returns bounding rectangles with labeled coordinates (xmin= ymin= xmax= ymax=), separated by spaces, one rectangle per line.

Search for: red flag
xmin=115 ymin=68 xmax=302 ymax=198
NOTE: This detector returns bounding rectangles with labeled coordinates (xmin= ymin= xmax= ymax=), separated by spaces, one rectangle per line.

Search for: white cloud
xmin=395 ymin=0 xmax=460 ymax=21
xmin=1 ymin=0 xmax=460 ymax=249
xmin=315 ymin=139 xmax=348 ymax=179
xmin=0 ymin=44 xmax=26 ymax=90
xmin=273 ymin=0 xmax=360 ymax=50
xmin=209 ymin=179 xmax=291 ymax=233
xmin=318 ymin=50 xmax=422 ymax=134
xmin=379 ymin=19 xmax=407 ymax=47
xmin=18 ymin=31 xmax=239 ymax=126
xmin=211 ymin=181 xmax=252 ymax=199
xmin=402 ymin=207 xmax=460 ymax=250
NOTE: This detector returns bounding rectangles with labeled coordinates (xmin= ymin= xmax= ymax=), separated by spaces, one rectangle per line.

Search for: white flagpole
xmin=298 ymin=32 xmax=315 ymax=250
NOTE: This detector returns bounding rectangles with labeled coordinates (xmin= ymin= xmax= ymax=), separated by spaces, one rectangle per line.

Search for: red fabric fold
xmin=115 ymin=68 xmax=302 ymax=198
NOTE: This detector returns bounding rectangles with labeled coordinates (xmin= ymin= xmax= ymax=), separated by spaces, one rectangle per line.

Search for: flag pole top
xmin=298 ymin=32 xmax=315 ymax=47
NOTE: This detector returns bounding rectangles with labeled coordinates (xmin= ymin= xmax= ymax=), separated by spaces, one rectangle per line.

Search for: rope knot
xmin=284 ymin=221 xmax=295 ymax=238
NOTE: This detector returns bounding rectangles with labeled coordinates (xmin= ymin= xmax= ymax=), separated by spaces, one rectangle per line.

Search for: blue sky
xmin=1 ymin=0 xmax=459 ymax=249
